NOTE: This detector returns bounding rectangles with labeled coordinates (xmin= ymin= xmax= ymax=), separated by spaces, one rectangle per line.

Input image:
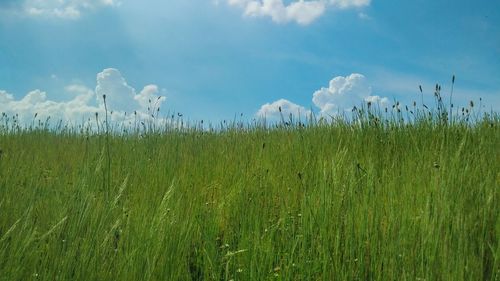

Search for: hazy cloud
xmin=0 ymin=0 xmax=120 ymax=19
xmin=227 ymin=0 xmax=370 ymax=25
xmin=330 ymin=0 xmax=371 ymax=9
xmin=244 ymin=0 xmax=326 ymax=25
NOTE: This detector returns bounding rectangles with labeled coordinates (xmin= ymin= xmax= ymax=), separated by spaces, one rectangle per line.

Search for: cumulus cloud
xmin=257 ymin=73 xmax=389 ymax=119
xmin=95 ymin=68 xmax=136 ymax=113
xmin=134 ymin=85 xmax=164 ymax=111
xmin=0 ymin=87 xmax=97 ymax=124
xmin=227 ymin=0 xmax=370 ymax=25
xmin=0 ymin=0 xmax=120 ymax=19
xmin=312 ymin=73 xmax=389 ymax=114
xmin=0 ymin=68 xmax=165 ymax=126
xmin=256 ymin=98 xmax=310 ymax=120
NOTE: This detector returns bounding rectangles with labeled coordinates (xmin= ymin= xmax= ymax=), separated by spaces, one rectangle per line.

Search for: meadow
xmin=0 ymin=98 xmax=499 ymax=280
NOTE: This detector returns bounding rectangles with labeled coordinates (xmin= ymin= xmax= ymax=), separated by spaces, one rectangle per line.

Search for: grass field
xmin=0 ymin=104 xmax=499 ymax=280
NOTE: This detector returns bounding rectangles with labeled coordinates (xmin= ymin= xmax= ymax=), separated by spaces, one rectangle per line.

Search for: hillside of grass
xmin=0 ymin=110 xmax=499 ymax=280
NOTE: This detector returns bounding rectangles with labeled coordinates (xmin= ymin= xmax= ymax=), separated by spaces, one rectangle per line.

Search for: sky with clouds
xmin=0 ymin=0 xmax=499 ymax=124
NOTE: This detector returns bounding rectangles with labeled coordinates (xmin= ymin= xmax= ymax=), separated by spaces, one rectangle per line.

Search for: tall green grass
xmin=0 ymin=99 xmax=499 ymax=280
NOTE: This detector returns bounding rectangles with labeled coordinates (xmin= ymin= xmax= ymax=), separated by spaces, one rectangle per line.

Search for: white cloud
xmin=0 ymin=68 xmax=166 ymax=126
xmin=257 ymin=73 xmax=390 ymax=119
xmin=95 ymin=68 xmax=137 ymax=113
xmin=330 ymin=0 xmax=370 ymax=9
xmin=134 ymin=85 xmax=163 ymax=111
xmin=0 ymin=0 xmax=121 ymax=19
xmin=313 ymin=73 xmax=389 ymax=114
xmin=256 ymin=98 xmax=310 ymax=121
xmin=0 ymin=87 xmax=97 ymax=124
xmin=227 ymin=0 xmax=370 ymax=25
xmin=244 ymin=0 xmax=326 ymax=25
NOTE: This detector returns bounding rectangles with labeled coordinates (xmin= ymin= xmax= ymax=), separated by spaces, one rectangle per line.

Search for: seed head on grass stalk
xmin=102 ymin=94 xmax=111 ymax=200
xmin=449 ymin=75 xmax=455 ymax=124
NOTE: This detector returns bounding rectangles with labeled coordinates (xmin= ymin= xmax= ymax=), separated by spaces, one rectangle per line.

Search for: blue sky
xmin=0 ymin=0 xmax=499 ymax=123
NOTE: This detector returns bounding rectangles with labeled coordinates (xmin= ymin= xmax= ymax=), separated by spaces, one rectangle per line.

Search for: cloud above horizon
xmin=227 ymin=0 xmax=370 ymax=25
xmin=312 ymin=73 xmax=389 ymax=114
xmin=257 ymin=73 xmax=390 ymax=119
xmin=0 ymin=68 xmax=165 ymax=125
xmin=256 ymin=99 xmax=310 ymax=121
xmin=0 ymin=0 xmax=120 ymax=19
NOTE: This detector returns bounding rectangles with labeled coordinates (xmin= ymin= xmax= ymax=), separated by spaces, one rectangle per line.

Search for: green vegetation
xmin=0 ymin=100 xmax=499 ymax=280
